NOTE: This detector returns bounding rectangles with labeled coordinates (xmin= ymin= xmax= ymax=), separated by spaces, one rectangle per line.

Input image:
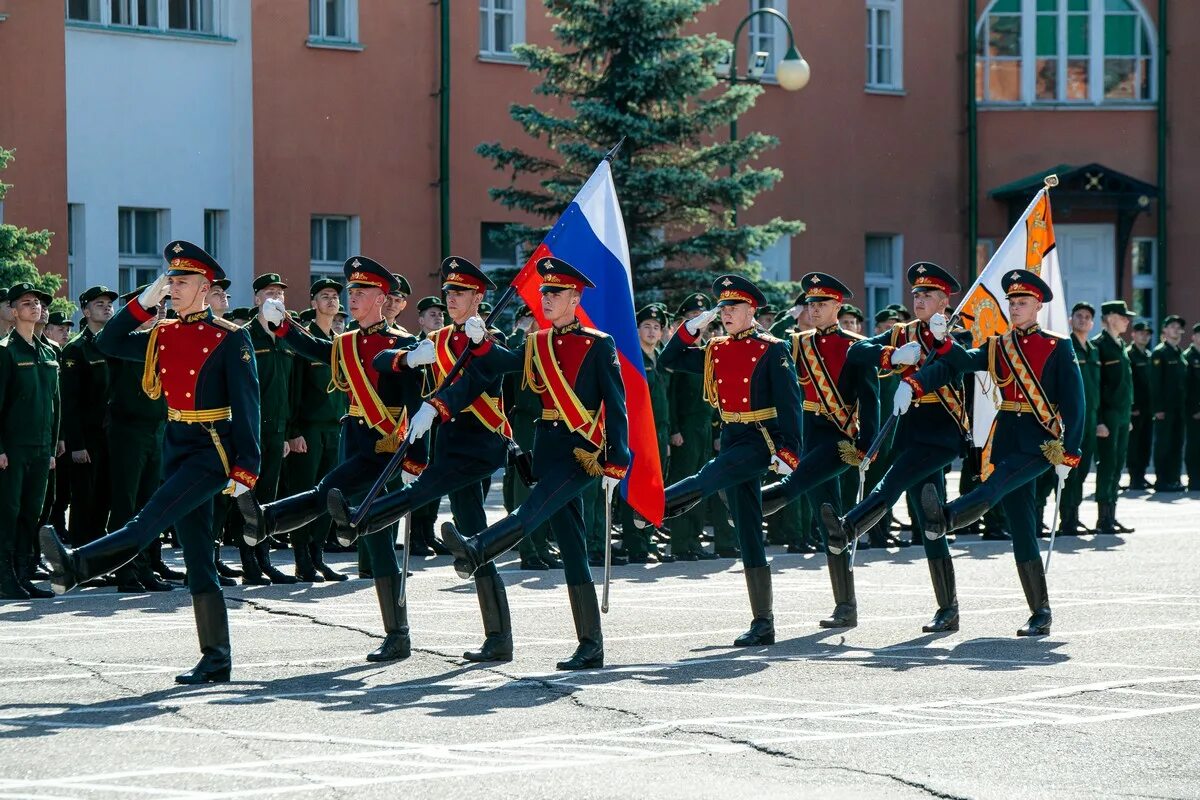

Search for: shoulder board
xmin=388 ymin=324 xmax=412 ymax=337
xmin=706 ymin=335 xmax=730 ymax=347
xmin=156 ymin=319 xmax=181 ymax=330
xmin=0 ymin=337 xmax=9 ymax=349
xmin=795 ymin=329 xmax=817 ymax=341
xmin=211 ymin=316 xmax=242 ymax=332
xmin=839 ymin=329 xmax=866 ymax=341
xmin=755 ymin=331 xmax=783 ymax=344
xmin=1040 ymin=329 xmax=1068 ymax=340
xmin=580 ymin=326 xmax=609 ymax=339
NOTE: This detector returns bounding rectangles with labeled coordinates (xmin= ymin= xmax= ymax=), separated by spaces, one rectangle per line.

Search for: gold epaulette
xmin=211 ymin=316 xmax=241 ymax=332
xmin=580 ymin=326 xmax=609 ymax=338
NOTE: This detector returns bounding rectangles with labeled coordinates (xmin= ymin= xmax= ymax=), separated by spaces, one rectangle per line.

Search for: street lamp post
xmin=716 ymin=7 xmax=810 ymax=225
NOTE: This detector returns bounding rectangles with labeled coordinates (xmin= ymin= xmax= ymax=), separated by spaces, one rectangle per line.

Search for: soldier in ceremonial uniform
xmin=42 ymin=241 xmax=261 ymax=683
xmin=441 ymin=257 xmax=630 ymax=670
xmin=0 ymin=284 xmax=61 ymax=599
xmin=1151 ymin=315 xmax=1187 ymax=491
xmin=325 ymin=257 xmax=517 ymax=664
xmin=1093 ymin=301 xmax=1136 ymax=533
xmin=637 ymin=274 xmax=805 ymax=645
xmin=237 ymin=257 xmax=428 ymax=663
xmin=1184 ymin=324 xmax=1200 ymax=490
xmin=409 ymin=295 xmax=452 ymax=557
xmin=1056 ymin=302 xmax=1100 ymax=536
xmin=857 ymin=306 xmax=906 ymax=550
xmin=818 ymin=263 xmax=965 ymax=630
xmin=754 ymin=273 xmax=878 ymax=630
xmin=61 ymin=285 xmax=117 ymax=546
xmin=907 ymin=269 xmax=1084 ymax=636
xmin=1125 ymin=321 xmax=1153 ymax=489
xmin=283 ymin=278 xmax=349 ymax=581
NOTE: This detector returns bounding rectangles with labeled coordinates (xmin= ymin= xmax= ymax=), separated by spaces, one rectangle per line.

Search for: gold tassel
xmin=1039 ymin=438 xmax=1066 ymax=466
xmin=573 ymin=447 xmax=604 ymax=477
xmin=375 ymin=426 xmax=404 ymax=454
xmin=140 ymin=325 xmax=163 ymax=400
xmin=702 ymin=346 xmax=720 ymax=408
xmin=837 ymin=439 xmax=863 ymax=467
xmin=327 ymin=336 xmax=350 ymax=394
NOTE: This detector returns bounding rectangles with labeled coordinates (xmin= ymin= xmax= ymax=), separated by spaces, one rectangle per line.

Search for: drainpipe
xmin=1155 ymin=0 xmax=1167 ymax=325
xmin=438 ymin=0 xmax=451 ymax=261
xmin=966 ymin=0 xmax=979 ymax=283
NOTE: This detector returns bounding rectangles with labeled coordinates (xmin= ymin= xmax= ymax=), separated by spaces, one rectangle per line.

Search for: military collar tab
xmin=816 ymin=324 xmax=840 ymax=336
xmin=553 ymin=320 xmax=582 ymax=335
xmin=181 ymin=309 xmax=211 ymax=325
xmin=1013 ymin=323 xmax=1041 ymax=336
xmin=362 ymin=320 xmax=389 ymax=336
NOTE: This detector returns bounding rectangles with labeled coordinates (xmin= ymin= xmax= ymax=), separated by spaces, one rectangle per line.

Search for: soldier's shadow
xmin=793 ymin=633 xmax=1071 ymax=674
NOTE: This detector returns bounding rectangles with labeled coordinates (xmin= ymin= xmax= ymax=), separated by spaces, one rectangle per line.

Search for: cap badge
xmin=721 ymin=278 xmax=733 ymax=287
xmin=172 ymin=243 xmax=184 ymax=254
xmin=351 ymin=259 xmax=362 ymax=269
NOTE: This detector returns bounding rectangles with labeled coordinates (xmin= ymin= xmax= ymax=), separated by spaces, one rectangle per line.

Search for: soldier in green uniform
xmin=284 ymin=278 xmax=349 ymax=581
xmin=0 ymin=284 xmax=61 ymax=598
xmin=107 ymin=287 xmax=174 ymax=592
xmin=38 ymin=312 xmax=72 ymax=543
xmin=1125 ymin=321 xmax=1153 ymax=489
xmin=1057 ymin=302 xmax=1100 ymax=536
xmin=1184 ymin=323 xmax=1200 ymax=490
xmin=1150 ymin=315 xmax=1187 ymax=492
xmin=60 ymin=285 xmax=117 ymax=546
xmin=239 ymin=273 xmax=298 ymax=584
xmin=755 ymin=304 xmax=777 ymax=331
xmin=1093 ymin=301 xmax=1136 ymax=533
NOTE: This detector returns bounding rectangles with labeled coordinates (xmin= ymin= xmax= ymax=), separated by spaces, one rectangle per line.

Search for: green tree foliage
xmin=0 ymin=147 xmax=71 ymax=316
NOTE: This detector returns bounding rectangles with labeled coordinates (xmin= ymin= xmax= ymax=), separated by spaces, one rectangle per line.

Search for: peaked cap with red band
xmin=441 ymin=256 xmax=495 ymax=293
xmin=537 ymin=256 xmax=594 ymax=293
xmin=712 ymin=274 xmax=765 ymax=308
xmin=164 ymin=240 xmax=225 ymax=283
xmin=343 ymin=255 xmax=401 ymax=293
xmin=907 ymin=261 xmax=962 ymax=295
xmin=1001 ymin=268 xmax=1053 ymax=303
xmin=799 ymin=271 xmax=852 ymax=305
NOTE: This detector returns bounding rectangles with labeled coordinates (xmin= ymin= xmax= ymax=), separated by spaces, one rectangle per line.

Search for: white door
xmin=1055 ymin=224 xmax=1115 ymax=321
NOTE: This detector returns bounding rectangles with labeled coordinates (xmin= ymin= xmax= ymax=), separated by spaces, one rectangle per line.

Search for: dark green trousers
xmin=283 ymin=425 xmax=340 ymax=550
xmin=67 ymin=436 xmax=110 ymax=546
xmin=1154 ymin=411 xmax=1185 ymax=485
xmin=1126 ymin=412 xmax=1151 ymax=483
xmin=665 ymin=426 xmax=710 ymax=555
xmin=1186 ymin=416 xmax=1200 ymax=488
xmin=107 ymin=422 xmax=164 ymax=579
xmin=1094 ymin=415 xmax=1130 ymax=503
xmin=583 ymin=478 xmax=607 ymax=555
xmin=0 ymin=445 xmax=52 ymax=563
xmin=618 ymin=434 xmax=667 ymax=557
xmin=1061 ymin=421 xmax=1096 ymax=514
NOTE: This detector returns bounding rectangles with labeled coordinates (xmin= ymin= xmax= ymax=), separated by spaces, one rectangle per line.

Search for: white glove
xmin=261 ymin=298 xmax=286 ymax=326
xmin=1055 ymin=463 xmax=1072 ymax=483
xmin=929 ymin=312 xmax=948 ymax=342
xmin=401 ymin=469 xmax=419 ymax=485
xmin=406 ymin=402 xmax=438 ymax=441
xmin=893 ymin=381 xmax=914 ymax=416
xmin=602 ymin=475 xmax=621 ymax=493
xmin=889 ymin=341 xmax=922 ymax=367
xmin=771 ymin=454 xmax=794 ymax=476
xmin=404 ymin=339 xmax=436 ymax=367
xmin=138 ymin=274 xmax=170 ymax=310
xmin=225 ymin=478 xmax=250 ymax=497
xmin=684 ymin=308 xmax=718 ymax=336
xmin=464 ymin=315 xmax=487 ymax=344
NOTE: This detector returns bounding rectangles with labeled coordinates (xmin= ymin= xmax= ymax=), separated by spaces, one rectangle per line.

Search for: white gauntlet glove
xmin=929 ymin=312 xmax=948 ymax=342
xmin=137 ymin=274 xmax=170 ymax=310
xmin=889 ymin=341 xmax=922 ymax=367
xmin=404 ymin=339 xmax=436 ymax=367
xmin=407 ymin=402 xmax=438 ymax=441
xmin=464 ymin=315 xmax=487 ymax=344
xmin=261 ymin=298 xmax=286 ymax=327
xmin=892 ymin=381 xmax=914 ymax=416
xmin=684 ymin=308 xmax=718 ymax=336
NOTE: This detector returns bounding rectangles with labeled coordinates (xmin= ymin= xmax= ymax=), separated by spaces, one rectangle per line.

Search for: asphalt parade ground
xmin=1 ymin=474 xmax=1197 ymax=800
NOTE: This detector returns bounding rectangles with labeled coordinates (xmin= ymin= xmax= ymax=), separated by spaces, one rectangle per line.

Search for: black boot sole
xmin=175 ymin=667 xmax=231 ymax=684
xmin=327 ymin=490 xmax=359 ymax=548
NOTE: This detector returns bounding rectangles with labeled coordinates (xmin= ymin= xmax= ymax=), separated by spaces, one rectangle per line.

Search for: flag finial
xmin=1043 ymin=174 xmax=1060 ymax=189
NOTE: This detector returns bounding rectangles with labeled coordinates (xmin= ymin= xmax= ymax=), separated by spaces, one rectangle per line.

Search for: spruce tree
xmin=0 ymin=147 xmax=69 ymax=315
xmin=477 ymin=0 xmax=804 ymax=310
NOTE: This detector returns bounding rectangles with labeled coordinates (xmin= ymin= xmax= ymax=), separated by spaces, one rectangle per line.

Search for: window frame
xmin=66 ymin=0 xmax=225 ymax=37
xmin=1130 ymin=236 xmax=1156 ymax=332
xmin=308 ymin=0 xmax=359 ymax=45
xmin=975 ymin=0 xmax=1157 ymax=107
xmin=203 ymin=209 xmax=228 ymax=263
xmin=117 ymin=207 xmax=165 ymax=298
xmin=865 ymin=0 xmax=904 ymax=91
xmin=751 ymin=234 xmax=793 ymax=283
xmin=864 ymin=233 xmax=904 ymax=325
xmin=310 ymin=214 xmax=359 ymax=274
xmin=478 ymin=0 xmax=526 ymax=60
xmin=746 ymin=0 xmax=789 ymax=81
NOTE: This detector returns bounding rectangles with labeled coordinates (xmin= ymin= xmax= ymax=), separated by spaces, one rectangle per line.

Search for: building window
xmin=203 ymin=209 xmax=227 ymax=262
xmin=118 ymin=207 xmax=163 ymax=296
xmin=66 ymin=0 xmax=223 ymax=35
xmin=311 ymin=215 xmax=357 ymax=273
xmin=168 ymin=0 xmax=214 ymax=33
xmin=752 ymin=235 xmax=792 ymax=283
xmin=864 ymin=234 xmax=903 ymax=324
xmin=747 ymin=0 xmax=787 ymax=79
xmin=110 ymin=0 xmax=158 ymax=28
xmin=866 ymin=0 xmax=903 ymax=90
xmin=66 ymin=0 xmax=101 ymax=22
xmin=480 ymin=222 xmax=520 ymax=269
xmin=67 ymin=204 xmax=85 ymax=303
xmin=1130 ymin=237 xmax=1156 ymax=332
xmin=479 ymin=0 xmax=525 ymax=57
xmin=309 ymin=0 xmax=357 ymax=43
xmin=976 ymin=0 xmax=1156 ymax=105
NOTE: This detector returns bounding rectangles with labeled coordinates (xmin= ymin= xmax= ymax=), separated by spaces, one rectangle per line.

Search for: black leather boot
xmin=134 ymin=553 xmax=176 ymax=592
xmin=1 ymin=552 xmax=30 ymax=600
xmin=921 ymin=484 xmax=989 ymax=540
xmin=1111 ymin=499 xmax=1135 ymax=533
xmin=819 ymin=503 xmax=851 ymax=555
xmin=175 ymin=592 xmax=232 ymax=684
xmin=367 ymin=573 xmax=411 ymax=662
xmin=292 ymin=536 xmax=323 ymax=582
xmin=734 ymin=565 xmax=775 ymax=646
xmin=239 ymin=543 xmax=269 ymax=585
xmin=215 ymin=544 xmax=242 ymax=579
xmin=1016 ymin=558 xmax=1052 ymax=636
xmin=115 ymin=559 xmax=146 ymax=593
xmin=150 ymin=540 xmax=186 ymax=581
xmin=330 ymin=487 xmax=414 ymax=547
xmin=761 ymin=481 xmax=794 ymax=518
xmin=556 ymin=582 xmax=604 ymax=670
xmin=464 ymin=565 xmax=513 ymax=662
xmin=40 ymin=524 xmax=142 ymax=595
xmin=258 ymin=543 xmax=297 ymax=585
xmin=312 ymin=542 xmax=347 ymax=582
xmin=1094 ymin=502 xmax=1116 ymax=535
xmin=819 ymin=551 xmax=857 ymax=628
xmin=242 ymin=489 xmax=324 ymax=546
xmin=922 ymin=557 xmax=959 ymax=632
xmin=16 ymin=555 xmax=54 ymax=598
xmin=634 ymin=483 xmax=705 ymax=528
xmin=441 ymin=517 xmax=525 ymax=579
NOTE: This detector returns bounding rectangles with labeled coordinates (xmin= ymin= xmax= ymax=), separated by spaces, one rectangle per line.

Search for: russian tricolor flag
xmin=513 ymin=157 xmax=665 ymax=527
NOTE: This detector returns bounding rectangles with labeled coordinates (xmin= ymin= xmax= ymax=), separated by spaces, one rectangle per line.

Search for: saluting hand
xmin=889 ymin=341 xmax=922 ymax=367
xmin=261 ymin=298 xmax=286 ymax=327
xmin=684 ymin=308 xmax=718 ymax=336
xmin=464 ymin=315 xmax=487 ymax=344
xmin=137 ymin=274 xmax=170 ymax=310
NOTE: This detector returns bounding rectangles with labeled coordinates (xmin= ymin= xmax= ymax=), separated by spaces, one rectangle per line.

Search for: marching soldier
xmin=326 ymin=257 xmax=517 ymax=663
xmin=857 ymin=307 xmax=906 ymax=550
xmin=60 ymin=285 xmax=118 ymax=546
xmin=237 ymin=257 xmax=428 ymax=663
xmin=410 ymin=295 xmax=450 ymax=558
xmin=757 ymin=273 xmax=878 ymax=630
xmin=283 ymin=278 xmax=349 ymax=581
xmin=0 ymin=284 xmax=61 ymax=599
xmin=42 ymin=241 xmax=262 ymax=683
xmin=1150 ymin=315 xmax=1187 ymax=491
xmin=441 ymin=257 xmax=630 ymax=670
xmin=819 ymin=263 xmax=965 ymax=631
xmin=1058 ymin=302 xmax=1100 ymax=536
xmin=640 ymin=274 xmax=805 ymax=646
xmin=1184 ymin=324 xmax=1200 ymax=491
xmin=1126 ymin=321 xmax=1153 ymax=489
xmin=907 ymin=269 xmax=1084 ymax=636
xmin=1093 ymin=301 xmax=1136 ymax=533
xmin=39 ymin=312 xmax=72 ymax=542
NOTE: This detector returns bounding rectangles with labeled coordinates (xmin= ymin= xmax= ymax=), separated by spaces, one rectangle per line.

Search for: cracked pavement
xmin=1 ymin=475 xmax=1198 ymax=799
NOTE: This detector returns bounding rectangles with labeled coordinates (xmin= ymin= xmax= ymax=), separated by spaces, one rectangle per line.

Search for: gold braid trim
xmin=837 ymin=439 xmax=863 ymax=467
xmin=523 ymin=333 xmax=548 ymax=393
xmin=702 ymin=344 xmax=721 ymax=409
xmin=140 ymin=324 xmax=163 ymax=400
xmin=573 ymin=447 xmax=604 ymax=477
xmin=987 ymin=336 xmax=1014 ymax=388
xmin=374 ymin=406 xmax=410 ymax=454
xmin=328 ymin=334 xmax=350 ymax=394
xmin=1039 ymin=439 xmax=1066 ymax=466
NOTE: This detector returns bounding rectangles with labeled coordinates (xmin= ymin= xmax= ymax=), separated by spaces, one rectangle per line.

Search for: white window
xmin=203 ymin=209 xmax=228 ymax=262
xmin=66 ymin=0 xmax=222 ymax=35
xmin=864 ymin=234 xmax=903 ymax=324
xmin=309 ymin=0 xmax=358 ymax=43
xmin=1131 ymin=237 xmax=1156 ymax=332
xmin=866 ymin=0 xmax=903 ymax=90
xmin=747 ymin=0 xmax=787 ymax=79
xmin=310 ymin=215 xmax=358 ymax=273
xmin=479 ymin=0 xmax=525 ymax=57
xmin=118 ymin=207 xmax=164 ymax=296
xmin=976 ymin=0 xmax=1156 ymax=105
xmin=752 ymin=235 xmax=792 ymax=283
